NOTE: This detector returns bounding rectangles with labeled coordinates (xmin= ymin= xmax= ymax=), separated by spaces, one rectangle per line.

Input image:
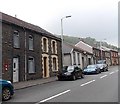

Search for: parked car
xmin=83 ymin=64 xmax=101 ymax=74
xmin=0 ymin=79 xmax=14 ymax=101
xmin=96 ymin=64 xmax=108 ymax=72
xmin=97 ymin=60 xmax=108 ymax=72
xmin=57 ymin=65 xmax=84 ymax=81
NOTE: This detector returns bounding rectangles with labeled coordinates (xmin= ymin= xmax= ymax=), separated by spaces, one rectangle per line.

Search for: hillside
xmin=56 ymin=35 xmax=117 ymax=50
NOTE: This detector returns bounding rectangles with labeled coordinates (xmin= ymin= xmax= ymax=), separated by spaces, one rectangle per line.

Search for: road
xmin=6 ymin=66 xmax=118 ymax=103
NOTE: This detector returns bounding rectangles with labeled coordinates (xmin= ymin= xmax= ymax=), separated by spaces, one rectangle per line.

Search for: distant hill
xmin=56 ymin=35 xmax=117 ymax=50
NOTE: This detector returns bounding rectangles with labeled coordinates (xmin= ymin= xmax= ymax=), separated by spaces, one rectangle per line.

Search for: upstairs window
xmin=43 ymin=38 xmax=47 ymax=52
xmin=13 ymin=31 xmax=20 ymax=48
xmin=29 ymin=35 xmax=33 ymax=50
xmin=52 ymin=41 xmax=56 ymax=53
xmin=51 ymin=40 xmax=57 ymax=54
xmin=42 ymin=37 xmax=48 ymax=53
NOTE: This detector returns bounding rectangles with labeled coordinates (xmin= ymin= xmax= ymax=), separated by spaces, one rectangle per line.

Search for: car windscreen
xmin=67 ymin=66 xmax=74 ymax=72
xmin=97 ymin=64 xmax=103 ymax=66
xmin=97 ymin=60 xmax=106 ymax=64
xmin=87 ymin=65 xmax=96 ymax=68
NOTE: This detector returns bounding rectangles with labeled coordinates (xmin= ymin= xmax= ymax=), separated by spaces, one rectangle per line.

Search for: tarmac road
xmin=6 ymin=66 xmax=118 ymax=103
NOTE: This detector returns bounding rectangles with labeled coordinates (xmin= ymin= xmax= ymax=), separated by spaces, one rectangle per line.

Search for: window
xmin=73 ymin=52 xmax=76 ymax=65
xmin=29 ymin=35 xmax=33 ymax=50
xmin=28 ymin=57 xmax=35 ymax=73
xmin=43 ymin=38 xmax=47 ymax=52
xmin=52 ymin=41 xmax=56 ymax=53
xmin=13 ymin=31 xmax=20 ymax=48
xmin=77 ymin=53 xmax=80 ymax=65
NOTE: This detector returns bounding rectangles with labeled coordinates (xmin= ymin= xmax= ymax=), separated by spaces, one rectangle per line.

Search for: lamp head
xmin=66 ymin=16 xmax=71 ymax=18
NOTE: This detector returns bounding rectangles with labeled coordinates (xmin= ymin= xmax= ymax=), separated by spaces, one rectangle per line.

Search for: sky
xmin=0 ymin=0 xmax=119 ymax=46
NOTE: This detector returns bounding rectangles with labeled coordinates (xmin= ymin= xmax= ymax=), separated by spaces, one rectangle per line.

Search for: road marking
xmin=100 ymin=75 xmax=107 ymax=79
xmin=115 ymin=70 xmax=118 ymax=73
xmin=109 ymin=72 xmax=115 ymax=75
xmin=80 ymin=80 xmax=95 ymax=87
xmin=36 ymin=89 xmax=71 ymax=103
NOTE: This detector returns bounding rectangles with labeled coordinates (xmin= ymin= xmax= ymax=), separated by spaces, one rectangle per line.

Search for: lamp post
xmin=100 ymin=39 xmax=106 ymax=60
xmin=61 ymin=15 xmax=71 ymax=67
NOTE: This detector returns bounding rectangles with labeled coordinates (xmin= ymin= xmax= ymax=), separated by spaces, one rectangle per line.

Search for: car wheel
xmin=81 ymin=74 xmax=84 ymax=78
xmin=2 ymin=87 xmax=11 ymax=101
xmin=96 ymin=70 xmax=99 ymax=74
xmin=72 ymin=75 xmax=76 ymax=81
xmin=106 ymin=68 xmax=108 ymax=71
xmin=103 ymin=68 xmax=106 ymax=72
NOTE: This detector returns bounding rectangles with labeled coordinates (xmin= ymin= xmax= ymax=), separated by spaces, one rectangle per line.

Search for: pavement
xmin=13 ymin=76 xmax=57 ymax=90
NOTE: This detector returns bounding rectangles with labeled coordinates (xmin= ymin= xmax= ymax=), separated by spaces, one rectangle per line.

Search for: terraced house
xmin=0 ymin=12 xmax=62 ymax=83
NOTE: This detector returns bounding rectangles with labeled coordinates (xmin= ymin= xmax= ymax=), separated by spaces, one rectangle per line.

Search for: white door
xmin=13 ymin=58 xmax=19 ymax=82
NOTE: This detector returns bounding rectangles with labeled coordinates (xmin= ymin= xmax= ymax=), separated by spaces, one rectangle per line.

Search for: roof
xmin=63 ymin=42 xmax=93 ymax=55
xmin=0 ymin=12 xmax=61 ymax=41
xmin=75 ymin=41 xmax=93 ymax=54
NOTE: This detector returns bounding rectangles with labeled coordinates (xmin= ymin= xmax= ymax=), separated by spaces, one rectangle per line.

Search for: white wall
xmin=63 ymin=54 xmax=71 ymax=66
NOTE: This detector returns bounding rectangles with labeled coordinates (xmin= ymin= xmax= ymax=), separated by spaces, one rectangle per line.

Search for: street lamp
xmin=61 ymin=15 xmax=71 ymax=67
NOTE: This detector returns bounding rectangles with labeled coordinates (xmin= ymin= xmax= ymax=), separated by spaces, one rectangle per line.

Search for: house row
xmin=0 ymin=12 xmax=119 ymax=83
xmin=63 ymin=41 xmax=119 ymax=69
xmin=0 ymin=12 xmax=62 ymax=83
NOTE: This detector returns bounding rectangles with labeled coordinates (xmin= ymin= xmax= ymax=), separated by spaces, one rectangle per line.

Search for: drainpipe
xmin=23 ymin=27 xmax=27 ymax=81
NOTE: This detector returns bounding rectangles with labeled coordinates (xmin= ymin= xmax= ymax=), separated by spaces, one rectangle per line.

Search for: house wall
xmin=63 ymin=54 xmax=71 ymax=66
xmin=0 ymin=18 xmax=2 ymax=79
xmin=2 ymin=20 xmax=62 ymax=82
xmin=110 ymin=51 xmax=119 ymax=65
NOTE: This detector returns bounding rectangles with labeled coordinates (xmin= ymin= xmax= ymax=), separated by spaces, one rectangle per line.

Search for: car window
xmin=67 ymin=66 xmax=74 ymax=72
xmin=97 ymin=60 xmax=106 ymax=64
xmin=87 ymin=65 xmax=96 ymax=68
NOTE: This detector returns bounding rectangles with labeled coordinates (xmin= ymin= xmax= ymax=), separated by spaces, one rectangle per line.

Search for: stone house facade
xmin=75 ymin=41 xmax=94 ymax=67
xmin=1 ymin=12 xmax=62 ymax=83
xmin=110 ymin=50 xmax=119 ymax=65
xmin=92 ymin=47 xmax=101 ymax=64
xmin=63 ymin=42 xmax=93 ymax=69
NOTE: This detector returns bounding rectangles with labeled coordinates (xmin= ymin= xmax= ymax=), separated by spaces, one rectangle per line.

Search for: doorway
xmin=43 ymin=57 xmax=49 ymax=78
xmin=13 ymin=58 xmax=19 ymax=82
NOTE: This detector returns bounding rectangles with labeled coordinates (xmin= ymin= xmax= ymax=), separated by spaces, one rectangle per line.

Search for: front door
xmin=13 ymin=58 xmax=19 ymax=82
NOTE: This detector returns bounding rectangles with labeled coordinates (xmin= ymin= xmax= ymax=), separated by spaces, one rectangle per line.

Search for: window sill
xmin=52 ymin=70 xmax=58 ymax=72
xmin=14 ymin=47 xmax=20 ymax=49
xmin=28 ymin=73 xmax=36 ymax=75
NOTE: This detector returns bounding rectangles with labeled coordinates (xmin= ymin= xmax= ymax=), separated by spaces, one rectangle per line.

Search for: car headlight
xmin=7 ymin=81 xmax=12 ymax=84
xmin=65 ymin=72 xmax=71 ymax=75
xmin=100 ymin=66 xmax=103 ymax=69
xmin=94 ymin=69 xmax=97 ymax=71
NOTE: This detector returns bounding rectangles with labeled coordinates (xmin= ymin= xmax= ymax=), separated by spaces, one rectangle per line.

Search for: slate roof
xmin=0 ymin=12 xmax=61 ymax=41
xmin=63 ymin=42 xmax=93 ymax=55
xmin=75 ymin=41 xmax=93 ymax=54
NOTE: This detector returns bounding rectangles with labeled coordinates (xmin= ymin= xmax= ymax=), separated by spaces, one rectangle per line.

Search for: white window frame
xmin=28 ymin=57 xmax=35 ymax=73
xmin=29 ymin=35 xmax=33 ymax=50
xmin=13 ymin=30 xmax=20 ymax=48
